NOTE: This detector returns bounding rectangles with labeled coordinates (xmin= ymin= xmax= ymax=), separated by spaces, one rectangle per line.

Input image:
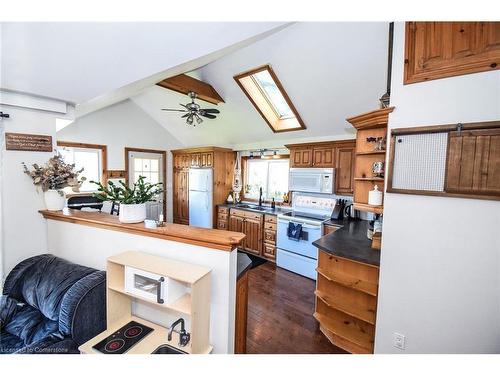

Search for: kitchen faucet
xmin=258 ymin=187 xmax=263 ymax=207
xmin=167 ymin=318 xmax=191 ymax=347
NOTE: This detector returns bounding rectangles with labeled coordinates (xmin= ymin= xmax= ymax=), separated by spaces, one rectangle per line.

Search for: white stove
xmin=276 ymin=193 xmax=337 ymax=280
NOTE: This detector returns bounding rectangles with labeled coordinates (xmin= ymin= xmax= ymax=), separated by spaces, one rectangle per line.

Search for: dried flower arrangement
xmin=22 ymin=154 xmax=86 ymax=195
xmin=91 ymin=175 xmax=163 ymax=204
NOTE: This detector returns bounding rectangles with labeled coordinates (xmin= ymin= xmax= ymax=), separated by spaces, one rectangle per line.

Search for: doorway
xmin=125 ymin=148 xmax=167 ymax=221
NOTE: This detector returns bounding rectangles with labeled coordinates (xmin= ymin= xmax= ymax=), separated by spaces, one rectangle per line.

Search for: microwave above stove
xmin=289 ymin=168 xmax=335 ymax=194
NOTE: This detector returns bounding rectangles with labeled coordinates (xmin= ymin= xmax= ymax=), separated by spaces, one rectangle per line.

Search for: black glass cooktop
xmin=93 ymin=321 xmax=153 ymax=354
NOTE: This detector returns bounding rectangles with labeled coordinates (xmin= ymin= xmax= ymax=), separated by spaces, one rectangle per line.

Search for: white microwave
xmin=289 ymin=168 xmax=335 ymax=194
xmin=124 ymin=266 xmax=187 ymax=305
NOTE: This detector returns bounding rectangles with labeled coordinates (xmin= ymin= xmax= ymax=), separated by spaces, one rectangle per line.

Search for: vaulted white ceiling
xmin=131 ymin=22 xmax=390 ymax=149
xmin=0 ymin=22 xmax=286 ymax=107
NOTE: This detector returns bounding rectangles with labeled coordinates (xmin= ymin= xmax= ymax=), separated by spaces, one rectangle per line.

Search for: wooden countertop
xmin=40 ymin=209 xmax=245 ymax=251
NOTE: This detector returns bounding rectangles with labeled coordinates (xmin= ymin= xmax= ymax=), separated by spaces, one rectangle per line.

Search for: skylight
xmin=234 ymin=65 xmax=306 ymax=133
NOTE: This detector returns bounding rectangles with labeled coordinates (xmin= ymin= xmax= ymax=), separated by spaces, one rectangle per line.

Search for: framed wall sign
xmin=5 ymin=132 xmax=53 ymax=152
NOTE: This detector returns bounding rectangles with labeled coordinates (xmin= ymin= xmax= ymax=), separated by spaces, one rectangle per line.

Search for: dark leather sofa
xmin=0 ymin=254 xmax=106 ymax=354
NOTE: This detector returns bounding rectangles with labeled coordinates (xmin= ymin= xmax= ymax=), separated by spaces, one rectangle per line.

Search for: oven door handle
xmin=156 ymin=277 xmax=165 ymax=304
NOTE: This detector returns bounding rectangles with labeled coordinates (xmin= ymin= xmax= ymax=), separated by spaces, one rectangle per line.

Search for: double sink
xmin=232 ymin=203 xmax=285 ymax=214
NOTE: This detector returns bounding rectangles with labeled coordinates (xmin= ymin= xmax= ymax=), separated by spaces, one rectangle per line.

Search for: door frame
xmin=124 ymin=147 xmax=167 ymax=221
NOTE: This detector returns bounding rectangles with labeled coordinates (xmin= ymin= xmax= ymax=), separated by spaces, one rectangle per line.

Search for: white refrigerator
xmin=188 ymin=168 xmax=213 ymax=228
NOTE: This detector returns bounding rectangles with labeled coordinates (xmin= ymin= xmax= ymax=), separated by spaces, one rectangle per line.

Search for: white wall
xmin=375 ymin=22 xmax=500 ymax=354
xmin=0 ymin=103 xmax=71 ymax=277
xmin=57 ymin=99 xmax=183 ymax=222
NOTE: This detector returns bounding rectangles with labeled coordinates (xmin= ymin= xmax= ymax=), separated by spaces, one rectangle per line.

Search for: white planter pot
xmin=119 ymin=203 xmax=147 ymax=224
xmin=44 ymin=189 xmax=66 ymax=211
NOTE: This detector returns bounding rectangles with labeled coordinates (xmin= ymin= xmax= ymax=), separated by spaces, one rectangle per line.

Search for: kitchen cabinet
xmin=242 ymin=217 xmax=262 ymax=256
xmin=286 ymin=140 xmax=356 ymax=195
xmin=262 ymin=215 xmax=277 ymax=261
xmin=445 ymin=128 xmax=500 ymax=196
xmin=314 ymin=250 xmax=379 ymax=354
xmin=290 ymin=146 xmax=313 ymax=167
xmin=217 ymin=206 xmax=229 ymax=230
xmin=404 ymin=22 xmax=500 ymax=84
xmin=312 ymin=146 xmax=335 ymax=167
xmin=335 ymin=146 xmax=355 ymax=195
xmin=172 ymin=147 xmax=234 ymax=227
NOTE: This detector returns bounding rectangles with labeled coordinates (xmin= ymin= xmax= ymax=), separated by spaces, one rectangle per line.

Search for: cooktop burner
xmin=93 ymin=321 xmax=153 ymax=354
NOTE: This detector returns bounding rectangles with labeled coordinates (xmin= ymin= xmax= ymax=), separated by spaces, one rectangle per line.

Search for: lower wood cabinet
xmin=220 ymin=207 xmax=277 ymax=261
xmin=314 ymin=250 xmax=379 ymax=354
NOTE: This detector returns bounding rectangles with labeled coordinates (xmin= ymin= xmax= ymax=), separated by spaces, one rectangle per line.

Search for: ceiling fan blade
xmin=181 ymin=113 xmax=190 ymax=118
xmin=200 ymin=113 xmax=217 ymax=119
xmin=200 ymin=108 xmax=220 ymax=114
xmin=161 ymin=109 xmax=188 ymax=112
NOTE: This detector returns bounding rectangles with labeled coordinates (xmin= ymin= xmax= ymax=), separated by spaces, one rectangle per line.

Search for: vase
xmin=44 ymin=189 xmax=66 ymax=211
xmin=119 ymin=203 xmax=147 ymax=224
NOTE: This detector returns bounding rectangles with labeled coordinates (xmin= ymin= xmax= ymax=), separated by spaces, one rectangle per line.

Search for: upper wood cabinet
xmin=445 ymin=128 xmax=500 ymax=196
xmin=312 ymin=146 xmax=335 ymax=167
xmin=286 ymin=140 xmax=356 ymax=195
xmin=290 ymin=146 xmax=313 ymax=167
xmin=335 ymin=145 xmax=356 ymax=195
xmin=404 ymin=22 xmax=500 ymax=84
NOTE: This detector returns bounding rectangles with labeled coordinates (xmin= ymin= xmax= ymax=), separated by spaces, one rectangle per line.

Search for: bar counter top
xmin=40 ymin=209 xmax=245 ymax=251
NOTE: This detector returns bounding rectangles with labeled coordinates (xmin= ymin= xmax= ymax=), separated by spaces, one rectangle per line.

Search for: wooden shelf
xmin=353 ymin=203 xmax=384 ymax=214
xmin=354 ymin=177 xmax=385 ymax=182
xmin=319 ymin=325 xmax=372 ymax=354
xmin=108 ymin=285 xmax=192 ymax=315
xmin=315 ymin=290 xmax=375 ymax=325
xmin=313 ymin=312 xmax=373 ymax=352
xmin=316 ymin=267 xmax=378 ymax=297
xmin=356 ymin=151 xmax=386 ymax=155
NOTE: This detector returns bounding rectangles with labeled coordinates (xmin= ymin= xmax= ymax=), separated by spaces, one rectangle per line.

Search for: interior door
xmin=128 ymin=151 xmax=165 ymax=220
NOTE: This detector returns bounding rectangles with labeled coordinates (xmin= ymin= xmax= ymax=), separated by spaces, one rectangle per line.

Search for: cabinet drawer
xmin=264 ymin=229 xmax=276 ymax=244
xmin=244 ymin=211 xmax=263 ymax=221
xmin=263 ymin=243 xmax=276 ymax=260
xmin=217 ymin=220 xmax=228 ymax=230
xmin=230 ymin=209 xmax=247 ymax=218
xmin=264 ymin=222 xmax=277 ymax=231
xmin=218 ymin=213 xmax=228 ymax=221
xmin=264 ymin=214 xmax=277 ymax=223
xmin=218 ymin=207 xmax=229 ymax=215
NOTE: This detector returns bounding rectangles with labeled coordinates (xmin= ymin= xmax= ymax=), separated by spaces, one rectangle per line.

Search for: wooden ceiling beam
xmin=156 ymin=74 xmax=224 ymax=105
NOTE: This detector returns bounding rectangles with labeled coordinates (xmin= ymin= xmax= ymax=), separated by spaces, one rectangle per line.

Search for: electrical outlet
xmin=393 ymin=332 xmax=406 ymax=350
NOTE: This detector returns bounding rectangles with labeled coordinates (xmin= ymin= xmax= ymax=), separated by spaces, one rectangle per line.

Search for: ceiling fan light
xmin=196 ymin=115 xmax=203 ymax=124
xmin=186 ymin=116 xmax=194 ymax=125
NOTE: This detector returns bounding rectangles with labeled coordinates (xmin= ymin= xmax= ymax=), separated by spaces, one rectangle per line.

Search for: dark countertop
xmin=313 ymin=219 xmax=380 ymax=267
xmin=218 ymin=203 xmax=292 ymax=216
xmin=237 ymin=252 xmax=252 ymax=280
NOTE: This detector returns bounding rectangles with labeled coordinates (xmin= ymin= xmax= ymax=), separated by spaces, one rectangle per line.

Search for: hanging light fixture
xmin=272 ymin=151 xmax=279 ymax=159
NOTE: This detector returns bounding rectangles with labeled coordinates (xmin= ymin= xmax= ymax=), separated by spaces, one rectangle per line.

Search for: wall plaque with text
xmin=5 ymin=132 xmax=53 ymax=152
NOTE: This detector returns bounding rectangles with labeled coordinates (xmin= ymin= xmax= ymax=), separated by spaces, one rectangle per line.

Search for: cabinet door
xmin=335 ymin=146 xmax=355 ymax=195
xmin=173 ymin=170 xmax=181 ymax=221
xmin=180 ymin=171 xmax=189 ymax=221
xmin=201 ymin=152 xmax=213 ymax=167
xmin=229 ymin=215 xmax=245 ymax=249
xmin=312 ymin=146 xmax=334 ymax=167
xmin=290 ymin=147 xmax=312 ymax=167
xmin=190 ymin=153 xmax=201 ymax=167
xmin=405 ymin=22 xmax=500 ymax=84
xmin=243 ymin=218 xmax=262 ymax=255
xmin=445 ymin=128 xmax=500 ymax=195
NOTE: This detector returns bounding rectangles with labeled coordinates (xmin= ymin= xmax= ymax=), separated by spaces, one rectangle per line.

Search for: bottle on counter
xmin=271 ymin=198 xmax=276 ymax=209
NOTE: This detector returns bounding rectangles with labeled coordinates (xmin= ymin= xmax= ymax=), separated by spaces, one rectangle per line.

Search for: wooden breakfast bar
xmin=40 ymin=209 xmax=245 ymax=354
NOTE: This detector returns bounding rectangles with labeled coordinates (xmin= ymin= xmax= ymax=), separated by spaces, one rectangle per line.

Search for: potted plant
xmin=22 ymin=154 xmax=86 ymax=211
xmin=91 ymin=176 xmax=163 ymax=224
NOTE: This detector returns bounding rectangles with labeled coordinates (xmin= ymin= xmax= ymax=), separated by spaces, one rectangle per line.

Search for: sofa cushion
xmin=3 ymin=303 xmax=63 ymax=346
xmin=5 ymin=255 xmax=96 ymax=321
xmin=0 ymin=332 xmax=24 ymax=354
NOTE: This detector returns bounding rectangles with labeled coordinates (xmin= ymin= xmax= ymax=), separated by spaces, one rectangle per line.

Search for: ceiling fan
xmin=161 ymin=91 xmax=220 ymax=126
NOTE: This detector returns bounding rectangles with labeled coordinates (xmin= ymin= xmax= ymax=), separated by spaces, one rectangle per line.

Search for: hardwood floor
xmin=246 ymin=262 xmax=347 ymax=354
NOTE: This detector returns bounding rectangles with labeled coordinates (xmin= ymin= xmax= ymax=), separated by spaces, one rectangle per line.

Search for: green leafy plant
xmin=91 ymin=176 xmax=163 ymax=204
xmin=22 ymin=154 xmax=85 ymax=194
